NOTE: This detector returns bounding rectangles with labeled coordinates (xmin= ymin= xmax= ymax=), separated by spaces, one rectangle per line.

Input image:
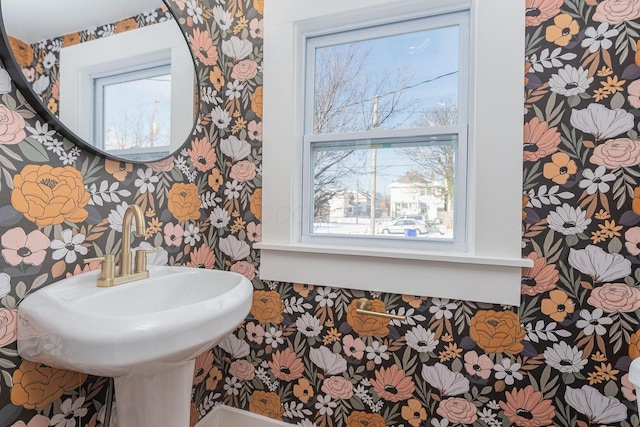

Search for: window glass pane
xmin=311 ymin=135 xmax=456 ymax=239
xmin=100 ymin=70 xmax=172 ymax=151
xmin=312 ymin=23 xmax=459 ymax=134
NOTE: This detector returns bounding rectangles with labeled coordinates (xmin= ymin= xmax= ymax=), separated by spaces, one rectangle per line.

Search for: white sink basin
xmin=17 ymin=265 xmax=253 ymax=377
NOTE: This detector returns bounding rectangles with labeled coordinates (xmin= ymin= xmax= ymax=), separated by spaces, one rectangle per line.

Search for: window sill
xmin=256 ymin=242 xmax=532 ymax=306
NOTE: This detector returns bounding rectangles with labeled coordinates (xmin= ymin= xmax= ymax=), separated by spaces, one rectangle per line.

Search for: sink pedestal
xmin=114 ymin=360 xmax=195 ymax=427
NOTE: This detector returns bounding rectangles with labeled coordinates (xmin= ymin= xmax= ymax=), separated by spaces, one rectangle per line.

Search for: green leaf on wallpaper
xmin=1 ymin=370 xmax=13 ymax=387
xmin=604 ymin=380 xmax=619 ymax=397
xmin=171 ymin=167 xmax=184 ymax=182
xmin=610 ymin=92 xmax=625 ymax=110
xmin=565 ymin=234 xmax=579 ymax=247
xmin=567 ymin=95 xmax=581 ymax=108
xmin=19 ymin=137 xmax=49 ymax=162
xmin=0 ymin=358 xmax=15 ymax=369
xmin=608 ymin=236 xmax=623 ymax=254
xmin=30 ymin=273 xmax=48 ymax=291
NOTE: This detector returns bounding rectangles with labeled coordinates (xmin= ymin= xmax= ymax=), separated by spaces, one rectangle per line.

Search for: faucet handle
xmin=84 ymin=254 xmax=116 ymax=287
xmin=134 ymin=247 xmax=162 ymax=274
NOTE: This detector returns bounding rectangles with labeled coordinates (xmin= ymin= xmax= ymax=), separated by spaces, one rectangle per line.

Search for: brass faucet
xmin=85 ymin=204 xmax=159 ymax=287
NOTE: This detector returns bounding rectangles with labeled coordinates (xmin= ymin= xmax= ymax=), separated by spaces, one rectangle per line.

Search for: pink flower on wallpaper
xmin=229 ymin=160 xmax=257 ymax=182
xmin=231 ymin=59 xmax=259 ymax=82
xmin=229 ymin=360 xmax=255 ymax=381
xmin=525 ymin=0 xmax=563 ymax=27
xmin=269 ymin=348 xmax=304 ymax=381
xmin=587 ymin=283 xmax=640 ymax=313
xmin=0 ymin=104 xmax=26 ymax=145
xmin=147 ymin=156 xmax=175 ymax=172
xmin=521 ymin=252 xmax=559 ymax=296
xmin=624 ymin=227 xmax=640 ymax=256
xmin=436 ymin=397 xmax=478 ymax=424
xmin=342 ymin=334 xmax=366 ymax=360
xmin=463 ymin=350 xmax=493 ymax=380
xmin=628 ymin=80 xmax=640 ymax=109
xmin=622 ymin=374 xmax=636 ymax=402
xmin=593 ymin=0 xmax=640 ymax=24
xmin=164 ymin=223 xmax=184 ymax=247
xmin=321 ymin=376 xmax=354 ymax=400
xmin=193 ymin=351 xmax=214 ymax=385
xmin=187 ymin=245 xmax=216 ymax=269
xmin=11 ymin=415 xmax=50 ymax=427
xmin=189 ymin=28 xmax=219 ymax=66
xmin=247 ymin=120 xmax=263 ymax=141
xmin=0 ymin=308 xmax=17 ymax=347
xmin=188 ymin=137 xmax=217 ymax=172
xmin=230 ymin=261 xmax=255 ymax=280
xmin=246 ymin=222 xmax=262 ymax=243
xmin=371 ymin=365 xmax=415 ymax=402
xmin=590 ymin=138 xmax=640 ymax=168
xmin=246 ymin=322 xmax=265 ymax=345
xmin=249 ymin=18 xmax=263 ymax=39
xmin=1 ymin=227 xmax=50 ymax=266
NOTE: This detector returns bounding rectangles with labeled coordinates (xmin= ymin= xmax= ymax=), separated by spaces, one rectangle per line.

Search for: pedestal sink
xmin=17 ymin=265 xmax=253 ymax=427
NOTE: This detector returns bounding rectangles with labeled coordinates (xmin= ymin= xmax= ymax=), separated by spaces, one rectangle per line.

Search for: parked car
xmin=379 ymin=219 xmax=428 ymax=235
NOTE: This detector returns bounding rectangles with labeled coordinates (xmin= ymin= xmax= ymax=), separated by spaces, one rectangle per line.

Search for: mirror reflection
xmin=1 ymin=0 xmax=197 ymax=162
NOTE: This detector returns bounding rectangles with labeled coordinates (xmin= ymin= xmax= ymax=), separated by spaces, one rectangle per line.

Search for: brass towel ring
xmin=355 ymin=298 xmax=406 ymax=321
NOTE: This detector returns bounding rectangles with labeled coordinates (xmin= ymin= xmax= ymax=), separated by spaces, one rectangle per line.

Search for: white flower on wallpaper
xmin=543 ymin=341 xmax=587 ymax=373
xmin=221 ymin=36 xmax=253 ymax=61
xmin=219 ymin=333 xmax=250 ymax=359
xmin=309 ymin=346 xmax=347 ymax=376
xmin=565 ymin=385 xmax=627 ymax=424
xmin=219 ymin=235 xmax=250 ymax=261
xmin=221 ymin=136 xmax=251 ymax=161
xmin=570 ymin=104 xmax=634 ymax=141
xmin=568 ymin=245 xmax=632 ymax=283
xmin=0 ymin=68 xmax=11 ymax=94
xmin=549 ymin=65 xmax=593 ymax=97
xmin=421 ymin=363 xmax=470 ymax=396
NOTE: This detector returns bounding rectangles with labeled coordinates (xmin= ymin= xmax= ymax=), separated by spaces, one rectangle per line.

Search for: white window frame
xmin=257 ymin=0 xmax=531 ymax=306
xmin=93 ymin=62 xmax=172 ymax=154
xmin=301 ymin=12 xmax=469 ymax=252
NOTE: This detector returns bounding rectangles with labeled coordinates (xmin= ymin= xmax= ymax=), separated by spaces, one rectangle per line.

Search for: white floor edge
xmin=195 ymin=405 xmax=296 ymax=427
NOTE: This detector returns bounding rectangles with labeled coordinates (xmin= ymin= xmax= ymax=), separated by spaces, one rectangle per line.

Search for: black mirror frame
xmin=0 ymin=0 xmax=201 ymax=164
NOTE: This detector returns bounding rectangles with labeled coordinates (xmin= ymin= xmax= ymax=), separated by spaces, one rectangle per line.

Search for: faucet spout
xmin=120 ymin=204 xmax=146 ymax=276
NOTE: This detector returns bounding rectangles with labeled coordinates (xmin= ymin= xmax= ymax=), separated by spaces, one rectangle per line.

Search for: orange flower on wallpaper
xmin=523 ymin=117 xmax=560 ymax=162
xmin=346 ymin=299 xmax=390 ymax=337
xmin=541 ymin=289 xmax=575 ymax=322
xmin=7 ymin=36 xmax=33 ymax=68
xmin=253 ymin=0 xmax=264 ymax=15
xmin=469 ymin=310 xmax=525 ymax=354
xmin=525 ymin=0 xmax=563 ymax=27
xmin=250 ymin=188 xmax=262 ymax=221
xmin=208 ymin=168 xmax=224 ymax=191
xmin=248 ymin=390 xmax=284 ymax=420
xmin=500 ymin=385 xmax=556 ymax=426
xmin=370 ymin=365 xmax=415 ymax=402
xmin=542 ymin=152 xmax=577 ymax=185
xmin=629 ymin=330 xmax=640 ymax=359
xmin=105 ymin=159 xmax=133 ymax=182
xmin=205 ymin=366 xmax=223 ymax=391
xmin=0 ymin=104 xmax=27 ymax=145
xmin=401 ymin=399 xmax=428 ymax=427
xmin=293 ymin=378 xmax=314 ymax=403
xmin=115 ymin=18 xmax=138 ymax=34
xmin=62 ymin=32 xmax=81 ymax=48
xmin=545 ymin=14 xmax=579 ymax=46
xmin=187 ymin=245 xmax=216 ymax=269
xmin=402 ymin=294 xmax=427 ymax=309
xmin=251 ymin=86 xmax=263 ymax=119
xmin=210 ymin=67 xmax=225 ymax=91
xmin=11 ymin=165 xmax=90 ymax=227
xmin=346 ymin=411 xmax=385 ymax=427
xmin=11 ymin=360 xmax=86 ymax=410
xmin=189 ymin=28 xmax=219 ymax=66
xmin=269 ymin=348 xmax=304 ymax=381
xmin=188 ymin=137 xmax=217 ymax=172
xmin=521 ymin=252 xmax=558 ymax=296
xmin=251 ymin=290 xmax=284 ymax=323
xmin=167 ymin=183 xmax=201 ymax=222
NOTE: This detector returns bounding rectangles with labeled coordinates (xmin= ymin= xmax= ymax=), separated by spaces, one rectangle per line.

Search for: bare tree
xmin=312 ymin=43 xmax=415 ymax=217
xmin=402 ymin=95 xmax=457 ymax=211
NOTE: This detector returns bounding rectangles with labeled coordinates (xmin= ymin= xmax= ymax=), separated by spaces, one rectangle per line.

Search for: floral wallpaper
xmin=1 ymin=0 xmax=640 ymax=427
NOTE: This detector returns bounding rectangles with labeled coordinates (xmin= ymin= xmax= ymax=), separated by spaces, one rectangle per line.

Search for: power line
xmin=338 ymin=71 xmax=459 ymax=110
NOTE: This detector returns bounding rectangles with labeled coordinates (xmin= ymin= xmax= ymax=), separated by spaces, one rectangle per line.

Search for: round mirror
xmin=0 ymin=0 xmax=198 ymax=163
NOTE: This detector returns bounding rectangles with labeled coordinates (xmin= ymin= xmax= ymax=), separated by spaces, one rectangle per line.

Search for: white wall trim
xmin=196 ymin=405 xmax=296 ymax=427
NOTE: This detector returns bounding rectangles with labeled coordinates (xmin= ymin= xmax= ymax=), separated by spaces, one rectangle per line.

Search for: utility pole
xmin=370 ymin=95 xmax=378 ymax=235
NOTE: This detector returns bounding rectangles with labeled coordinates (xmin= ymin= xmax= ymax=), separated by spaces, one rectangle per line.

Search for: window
xmin=94 ymin=63 xmax=173 ymax=159
xmin=303 ymin=13 xmax=468 ymax=251
xmin=258 ymin=0 xmax=531 ymax=305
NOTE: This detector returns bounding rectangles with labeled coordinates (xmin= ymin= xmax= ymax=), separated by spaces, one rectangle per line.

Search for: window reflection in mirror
xmin=1 ymin=0 xmax=196 ymax=162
